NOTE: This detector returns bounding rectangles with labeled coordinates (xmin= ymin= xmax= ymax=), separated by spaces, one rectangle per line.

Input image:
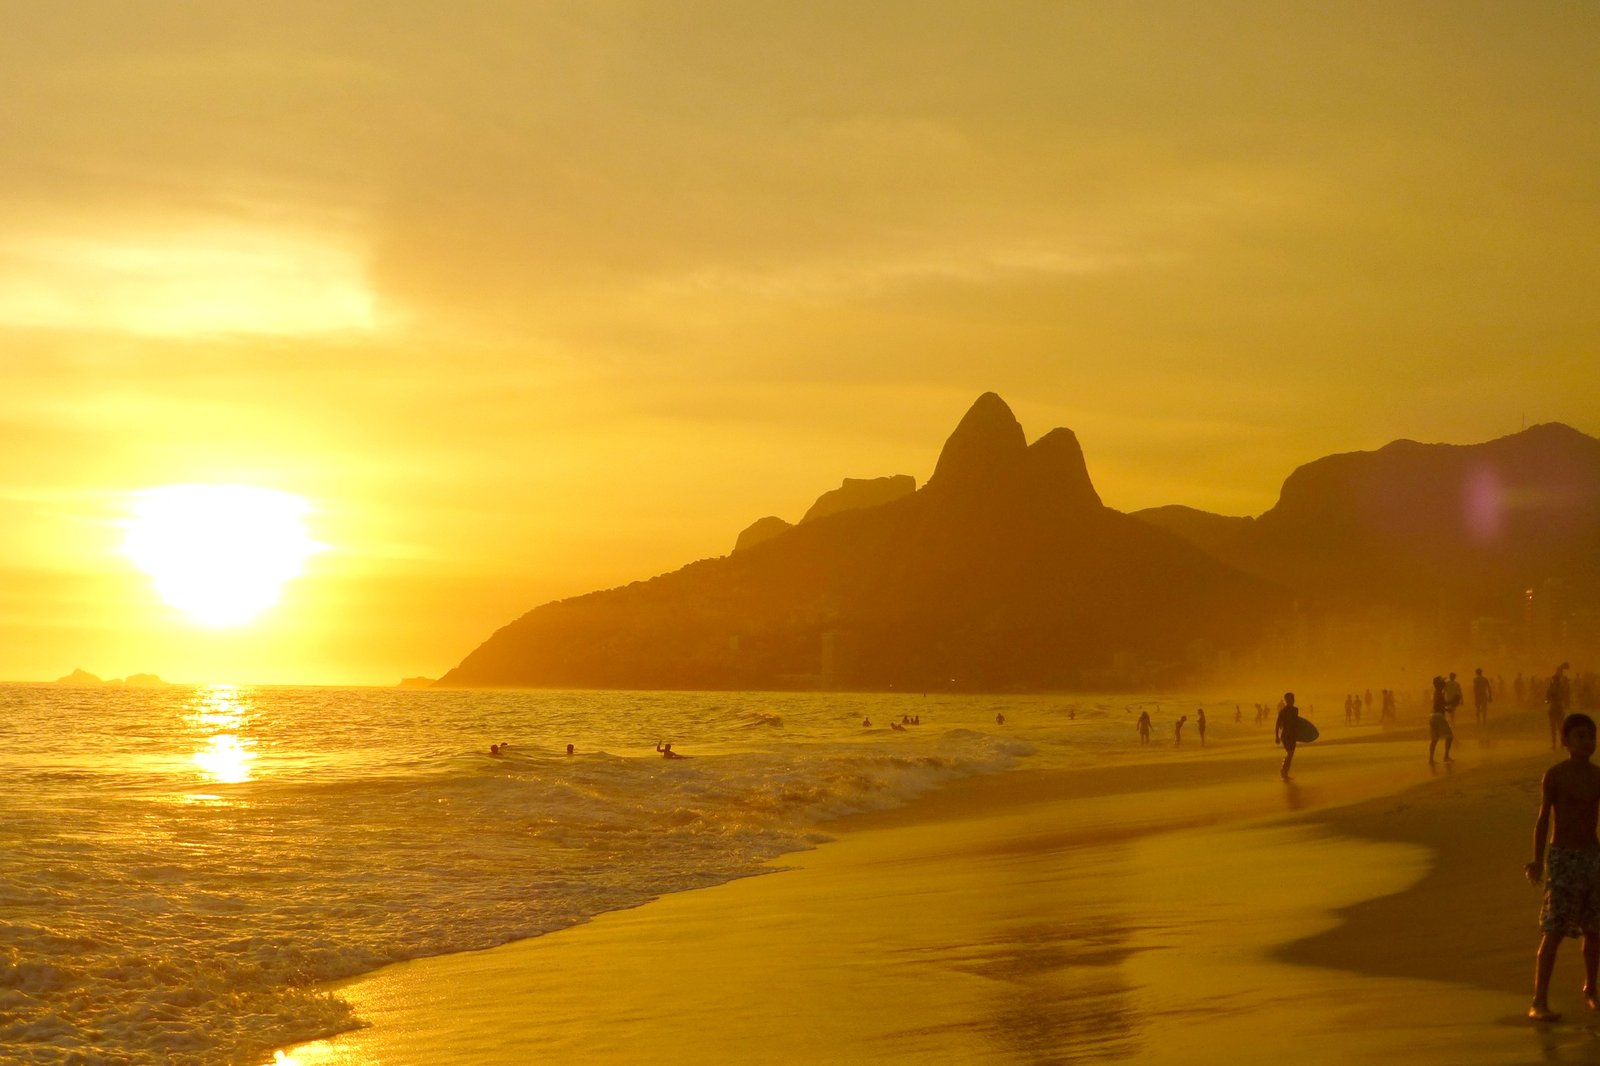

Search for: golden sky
xmin=2 ymin=3 xmax=1596 ymax=685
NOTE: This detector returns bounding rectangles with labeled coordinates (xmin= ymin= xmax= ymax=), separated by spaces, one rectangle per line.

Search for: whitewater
xmin=0 ymin=683 xmax=1191 ymax=1065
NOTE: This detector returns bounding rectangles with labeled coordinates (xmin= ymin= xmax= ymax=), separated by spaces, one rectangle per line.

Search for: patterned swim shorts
xmin=1541 ymin=846 xmax=1600 ymax=938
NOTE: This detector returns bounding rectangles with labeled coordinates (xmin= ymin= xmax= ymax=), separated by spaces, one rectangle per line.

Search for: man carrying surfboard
xmin=1274 ymin=691 xmax=1303 ymax=781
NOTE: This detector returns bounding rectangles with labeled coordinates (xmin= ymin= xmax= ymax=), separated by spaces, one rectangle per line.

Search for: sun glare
xmin=123 ymin=485 xmax=324 ymax=627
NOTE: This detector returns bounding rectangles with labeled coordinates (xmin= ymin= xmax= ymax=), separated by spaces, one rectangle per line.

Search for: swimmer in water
xmin=656 ymin=741 xmax=687 ymax=759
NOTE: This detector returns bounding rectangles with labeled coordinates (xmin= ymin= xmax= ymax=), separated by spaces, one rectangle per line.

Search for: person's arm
xmin=1527 ymin=769 xmax=1556 ymax=883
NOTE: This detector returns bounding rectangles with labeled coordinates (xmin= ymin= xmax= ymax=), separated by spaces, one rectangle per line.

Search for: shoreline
xmin=282 ymin=714 xmax=1579 ymax=1065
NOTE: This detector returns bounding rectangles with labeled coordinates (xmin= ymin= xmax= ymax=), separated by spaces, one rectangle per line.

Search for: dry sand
xmin=282 ymin=709 xmax=1600 ymax=1065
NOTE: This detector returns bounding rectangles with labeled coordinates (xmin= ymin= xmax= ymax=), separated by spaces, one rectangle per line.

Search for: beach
xmin=281 ymin=706 xmax=1597 ymax=1065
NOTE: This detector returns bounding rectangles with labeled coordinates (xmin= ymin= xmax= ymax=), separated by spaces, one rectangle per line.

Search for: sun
xmin=123 ymin=484 xmax=324 ymax=627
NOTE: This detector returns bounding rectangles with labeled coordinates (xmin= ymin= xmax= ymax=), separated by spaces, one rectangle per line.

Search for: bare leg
xmin=1429 ymin=738 xmax=1437 ymax=764
xmin=1280 ymin=744 xmax=1295 ymax=780
xmin=1584 ymin=932 xmax=1599 ymax=1009
xmin=1444 ymin=735 xmax=1453 ymax=763
xmin=1532 ymin=933 xmax=1563 ymax=1020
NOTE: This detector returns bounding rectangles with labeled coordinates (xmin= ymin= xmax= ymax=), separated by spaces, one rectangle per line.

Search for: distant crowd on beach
xmin=468 ymin=660 xmax=1600 ymax=1022
xmin=1117 ymin=660 xmax=1600 ymax=777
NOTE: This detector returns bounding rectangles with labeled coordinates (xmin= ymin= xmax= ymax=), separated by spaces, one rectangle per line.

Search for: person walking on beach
xmin=1443 ymin=672 xmax=1464 ymax=722
xmin=1525 ymin=712 xmax=1600 ymax=1022
xmin=1196 ymin=708 xmax=1207 ymax=746
xmin=1429 ymin=676 xmax=1455 ymax=766
xmin=1274 ymin=692 xmax=1300 ymax=781
xmin=1136 ymin=710 xmax=1152 ymax=746
xmin=1550 ymin=664 xmax=1574 ymax=751
xmin=1473 ymin=667 xmax=1493 ymax=725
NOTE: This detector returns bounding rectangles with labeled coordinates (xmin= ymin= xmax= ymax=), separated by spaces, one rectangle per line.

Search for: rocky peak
xmin=926 ymin=392 xmax=1028 ymax=494
xmin=1026 ymin=427 xmax=1102 ymax=510
xmin=800 ymin=475 xmax=916 ymax=525
xmin=733 ymin=515 xmax=794 ymax=553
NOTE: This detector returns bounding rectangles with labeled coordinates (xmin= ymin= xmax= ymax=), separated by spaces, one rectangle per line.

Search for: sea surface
xmin=0 ymin=684 xmax=1210 ymax=1066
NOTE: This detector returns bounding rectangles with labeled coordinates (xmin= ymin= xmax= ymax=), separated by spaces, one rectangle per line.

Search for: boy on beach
xmin=1525 ymin=712 xmax=1600 ymax=1022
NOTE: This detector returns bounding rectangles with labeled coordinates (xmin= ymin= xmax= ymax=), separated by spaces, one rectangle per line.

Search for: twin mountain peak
xmin=735 ymin=392 xmax=1098 ymax=553
xmin=439 ymin=393 xmax=1599 ymax=690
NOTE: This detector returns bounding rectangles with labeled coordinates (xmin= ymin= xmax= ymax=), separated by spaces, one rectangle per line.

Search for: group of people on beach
xmin=1263 ymin=661 xmax=1600 ymax=1022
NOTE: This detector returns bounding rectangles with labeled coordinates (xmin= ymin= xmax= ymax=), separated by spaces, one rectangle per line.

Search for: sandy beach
xmin=282 ymin=706 xmax=1600 ymax=1065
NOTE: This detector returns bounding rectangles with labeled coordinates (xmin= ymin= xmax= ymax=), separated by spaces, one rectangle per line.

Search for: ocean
xmin=0 ymin=684 xmax=1207 ymax=1066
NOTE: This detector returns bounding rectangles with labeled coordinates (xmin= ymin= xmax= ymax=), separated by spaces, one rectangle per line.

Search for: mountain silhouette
xmin=1136 ymin=422 xmax=1600 ymax=617
xmin=733 ymin=474 xmax=916 ymax=554
xmin=439 ymin=394 xmax=1282 ymax=690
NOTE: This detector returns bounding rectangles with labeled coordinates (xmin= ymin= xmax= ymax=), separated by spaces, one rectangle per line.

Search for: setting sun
xmin=122 ymin=485 xmax=323 ymax=627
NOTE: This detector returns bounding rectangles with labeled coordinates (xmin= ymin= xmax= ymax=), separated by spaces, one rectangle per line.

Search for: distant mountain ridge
xmin=1136 ymin=422 xmax=1600 ymax=615
xmin=733 ymin=474 xmax=916 ymax=554
xmin=439 ymin=393 xmax=1280 ymax=690
xmin=440 ymin=402 xmax=1600 ymax=690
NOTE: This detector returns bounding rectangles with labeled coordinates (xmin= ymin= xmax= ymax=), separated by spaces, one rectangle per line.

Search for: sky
xmin=2 ymin=2 xmax=1597 ymax=685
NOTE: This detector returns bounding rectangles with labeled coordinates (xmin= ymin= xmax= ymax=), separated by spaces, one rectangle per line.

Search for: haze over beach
xmin=4 ymin=4 xmax=1600 ymax=1065
xmin=4 ymin=3 xmax=1599 ymax=686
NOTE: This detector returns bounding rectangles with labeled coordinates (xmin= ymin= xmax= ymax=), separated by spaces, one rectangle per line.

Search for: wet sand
xmin=282 ymin=710 xmax=1600 ymax=1065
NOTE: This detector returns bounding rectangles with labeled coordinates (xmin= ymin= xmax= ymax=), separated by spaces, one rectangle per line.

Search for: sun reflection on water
xmin=193 ymin=734 xmax=255 ymax=783
xmin=185 ymin=684 xmax=259 ymax=784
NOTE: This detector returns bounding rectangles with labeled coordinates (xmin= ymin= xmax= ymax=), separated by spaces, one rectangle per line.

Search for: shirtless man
xmin=1472 ymin=667 xmax=1493 ymax=725
xmin=656 ymin=741 xmax=687 ymax=759
xmin=1526 ymin=713 xmax=1600 ymax=1021
xmin=1428 ymin=676 xmax=1454 ymax=766
xmin=1443 ymin=672 xmax=1463 ymax=722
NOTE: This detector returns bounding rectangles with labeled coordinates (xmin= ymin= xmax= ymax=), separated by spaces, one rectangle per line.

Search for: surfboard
xmin=1293 ymin=717 xmax=1319 ymax=743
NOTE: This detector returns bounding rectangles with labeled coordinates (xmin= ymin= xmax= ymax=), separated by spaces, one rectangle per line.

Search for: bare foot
xmin=1529 ymin=1004 xmax=1561 ymax=1022
xmin=1584 ymin=987 xmax=1599 ymax=1011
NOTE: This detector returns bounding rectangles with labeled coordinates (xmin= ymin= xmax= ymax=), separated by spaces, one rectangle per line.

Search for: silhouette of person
xmin=1443 ymin=672 xmax=1464 ymax=721
xmin=1524 ymin=712 xmax=1600 ymax=1021
xmin=1136 ymin=710 xmax=1152 ymax=746
xmin=1473 ymin=667 xmax=1493 ymax=724
xmin=566 ymin=743 xmax=575 ymax=756
xmin=1196 ymin=708 xmax=1207 ymax=747
xmin=656 ymin=741 xmax=687 ymax=759
xmin=1275 ymin=692 xmax=1301 ymax=781
xmin=1174 ymin=715 xmax=1187 ymax=746
xmin=996 ymin=712 xmax=1006 ymax=725
xmin=1429 ymin=676 xmax=1455 ymax=766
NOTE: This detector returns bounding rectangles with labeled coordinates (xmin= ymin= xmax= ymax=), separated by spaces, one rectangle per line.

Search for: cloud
xmin=0 ymin=227 xmax=378 ymax=335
